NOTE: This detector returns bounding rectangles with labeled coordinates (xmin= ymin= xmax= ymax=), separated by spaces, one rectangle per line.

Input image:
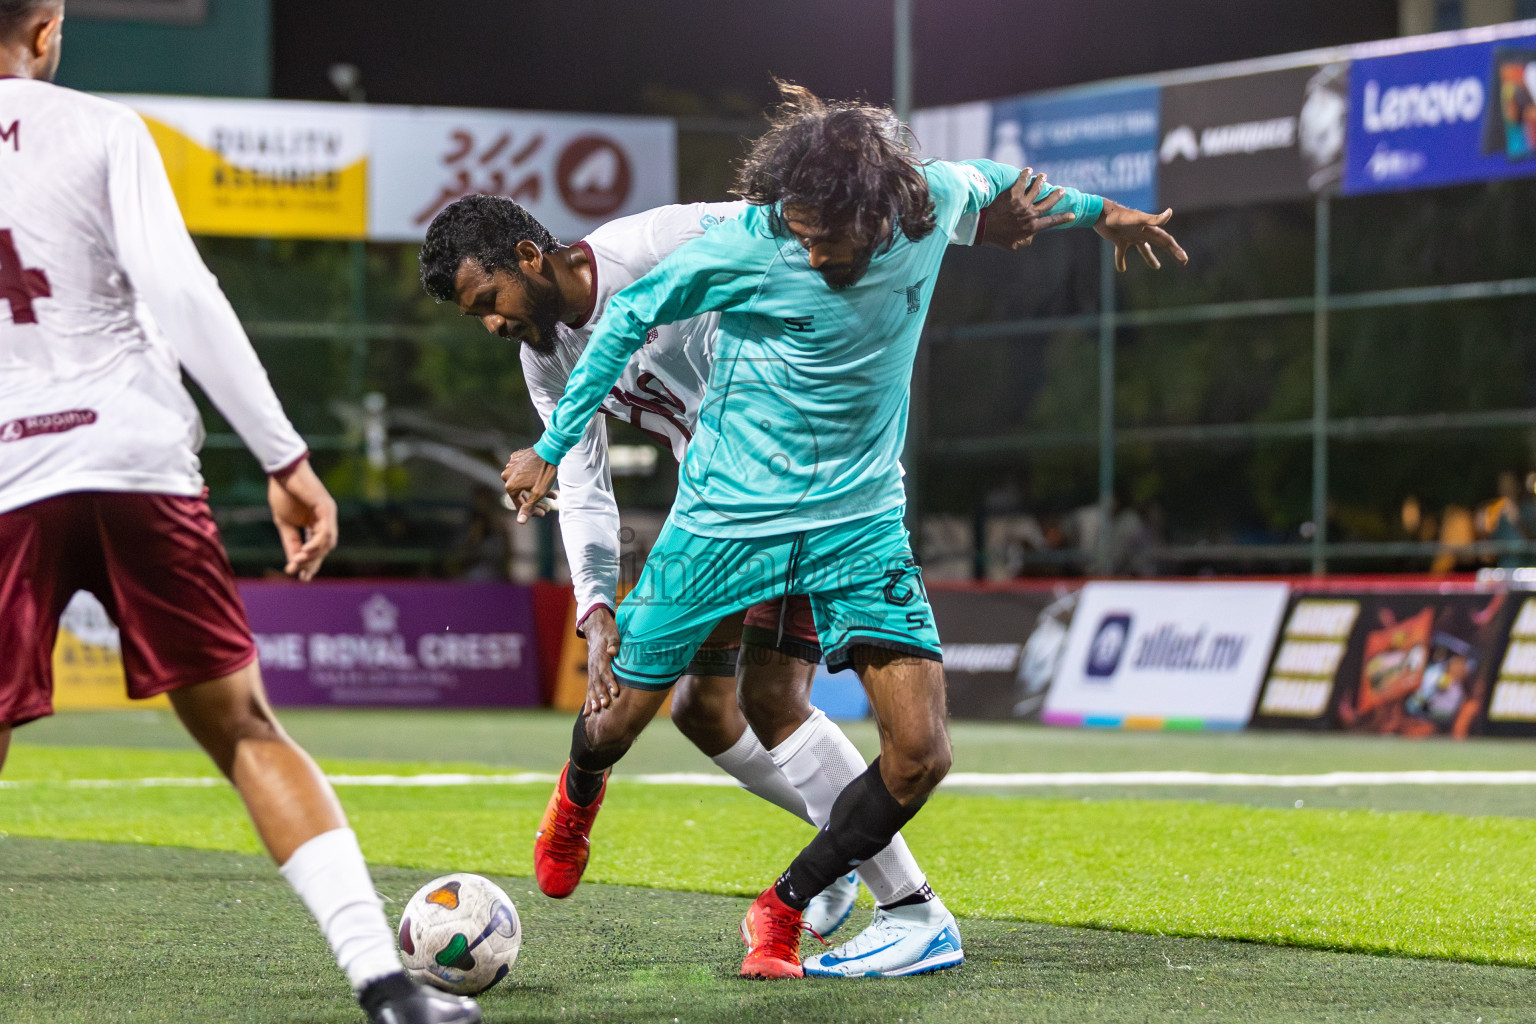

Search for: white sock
xmin=279 ymin=827 xmax=402 ymax=991
xmin=712 ymin=726 xmax=812 ymax=824
xmin=770 ymin=708 xmax=928 ymax=906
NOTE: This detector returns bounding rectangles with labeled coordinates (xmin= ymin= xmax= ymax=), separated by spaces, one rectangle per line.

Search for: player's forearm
xmin=533 ymin=312 xmax=649 ymax=464
xmin=1034 ymin=180 xmax=1106 ymax=230
xmin=170 ymin=281 xmax=309 ymax=472
xmin=111 ymin=115 xmax=306 ymax=471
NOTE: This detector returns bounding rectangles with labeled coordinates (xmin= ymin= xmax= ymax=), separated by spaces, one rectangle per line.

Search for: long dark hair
xmin=734 ymin=81 xmax=935 ymax=256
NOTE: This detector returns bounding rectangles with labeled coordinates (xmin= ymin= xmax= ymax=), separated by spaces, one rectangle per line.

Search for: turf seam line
xmin=12 ymin=769 xmax=1536 ymax=788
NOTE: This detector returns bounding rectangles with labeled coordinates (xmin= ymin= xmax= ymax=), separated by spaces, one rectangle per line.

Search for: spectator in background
xmin=1432 ymin=505 xmax=1477 ymax=575
xmin=1480 ymin=471 xmax=1528 ymax=570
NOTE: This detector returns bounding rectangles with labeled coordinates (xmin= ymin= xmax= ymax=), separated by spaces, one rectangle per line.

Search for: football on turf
xmin=398 ymin=872 xmax=521 ymax=995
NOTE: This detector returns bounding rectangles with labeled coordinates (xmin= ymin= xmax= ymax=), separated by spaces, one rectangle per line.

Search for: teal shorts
xmin=613 ymin=505 xmax=942 ymax=690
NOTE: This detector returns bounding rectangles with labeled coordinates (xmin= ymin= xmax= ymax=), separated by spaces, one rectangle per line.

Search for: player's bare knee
xmin=885 ymin=735 xmax=951 ymax=797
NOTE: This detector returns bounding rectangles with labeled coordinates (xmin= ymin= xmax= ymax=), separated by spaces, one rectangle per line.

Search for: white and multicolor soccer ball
xmin=398 ymin=873 xmax=521 ymax=995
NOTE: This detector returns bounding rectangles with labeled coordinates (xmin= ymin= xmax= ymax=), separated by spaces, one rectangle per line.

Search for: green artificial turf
xmin=5 ymin=744 xmax=1536 ymax=966
xmin=3 ymin=836 xmax=1534 ymax=1024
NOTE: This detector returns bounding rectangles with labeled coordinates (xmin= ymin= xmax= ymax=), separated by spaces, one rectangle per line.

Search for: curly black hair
xmin=418 ymin=195 xmax=561 ymax=303
xmin=0 ymin=0 xmax=59 ymax=38
xmin=734 ymin=80 xmax=935 ymax=256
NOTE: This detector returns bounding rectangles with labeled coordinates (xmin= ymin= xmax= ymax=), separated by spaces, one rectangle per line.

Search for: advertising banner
xmin=243 ymin=582 xmax=540 ymax=708
xmin=1157 ymin=63 xmax=1349 ymax=210
xmin=49 ymin=592 xmax=167 ymax=711
xmin=1485 ymin=594 xmax=1536 ymax=735
xmin=369 ymin=107 xmax=676 ymax=244
xmin=120 ymin=95 xmax=370 ymax=239
xmin=1251 ymin=588 xmax=1515 ymax=737
xmin=108 ymin=95 xmax=676 ymax=242
xmin=987 ymin=85 xmax=1162 ymax=212
xmin=929 ymin=585 xmax=1080 ymax=720
xmin=1043 ymin=581 xmax=1289 ymax=729
xmin=1344 ymin=34 xmax=1536 ymax=194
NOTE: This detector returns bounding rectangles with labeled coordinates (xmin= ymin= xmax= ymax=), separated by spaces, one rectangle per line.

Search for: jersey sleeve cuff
xmin=268 ymin=450 xmax=310 ymax=481
xmin=532 ymin=434 xmax=566 ymax=466
xmin=576 ymin=602 xmax=616 ymax=638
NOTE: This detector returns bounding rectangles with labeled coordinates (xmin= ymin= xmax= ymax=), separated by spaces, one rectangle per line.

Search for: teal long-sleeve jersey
xmin=533 ymin=159 xmax=1104 ymax=538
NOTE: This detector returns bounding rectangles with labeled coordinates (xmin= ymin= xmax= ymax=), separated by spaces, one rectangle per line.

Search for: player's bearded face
xmin=509 ymin=270 xmax=565 ymax=353
xmin=783 ymin=207 xmax=874 ymax=290
xmin=455 ymin=262 xmax=563 ymax=353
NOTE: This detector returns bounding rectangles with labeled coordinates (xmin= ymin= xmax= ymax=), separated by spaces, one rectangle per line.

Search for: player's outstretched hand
xmin=581 ymin=606 xmax=623 ymax=713
xmin=502 ymin=448 xmax=559 ymax=524
xmin=267 ymin=457 xmax=339 ymax=582
xmin=1092 ymin=200 xmax=1190 ymax=272
xmin=981 ymin=170 xmax=1076 ymax=250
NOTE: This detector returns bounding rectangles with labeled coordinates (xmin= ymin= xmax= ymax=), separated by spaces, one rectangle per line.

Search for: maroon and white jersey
xmin=526 ymin=202 xmax=983 ymax=626
xmin=0 ymin=79 xmax=306 ymax=515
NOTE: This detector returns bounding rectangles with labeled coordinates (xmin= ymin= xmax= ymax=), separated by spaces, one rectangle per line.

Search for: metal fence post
xmin=1312 ymin=196 xmax=1331 ymax=576
xmin=1097 ymin=242 xmax=1116 ymax=575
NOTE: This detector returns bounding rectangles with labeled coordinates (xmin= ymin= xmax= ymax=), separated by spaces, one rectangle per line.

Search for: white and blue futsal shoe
xmin=802 ymin=898 xmax=964 ymax=978
xmin=802 ymin=871 xmax=860 ymax=939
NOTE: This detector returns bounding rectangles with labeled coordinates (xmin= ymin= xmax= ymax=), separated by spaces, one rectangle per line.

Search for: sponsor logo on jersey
xmin=783 ymin=315 xmax=815 ymax=333
xmin=0 ymin=408 xmax=97 ymax=443
xmin=894 ymin=279 xmax=926 ymax=314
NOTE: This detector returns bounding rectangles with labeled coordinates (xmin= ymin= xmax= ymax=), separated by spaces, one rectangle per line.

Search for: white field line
xmin=7 ymin=770 xmax=1536 ymax=790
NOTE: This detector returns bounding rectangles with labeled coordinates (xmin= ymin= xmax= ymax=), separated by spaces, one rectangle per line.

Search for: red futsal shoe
xmin=534 ymin=762 xmax=607 ymax=898
xmin=740 ymin=886 xmax=808 ymax=979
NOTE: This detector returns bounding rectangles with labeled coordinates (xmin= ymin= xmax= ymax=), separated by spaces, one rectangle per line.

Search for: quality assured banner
xmin=120 ymin=95 xmax=371 ymax=240
xmin=243 ymin=581 xmax=540 ymax=708
xmin=1251 ymin=587 xmax=1515 ymax=737
xmin=1043 ymin=581 xmax=1290 ymax=729
xmin=109 ymin=95 xmax=676 ymax=242
xmin=1344 ymin=32 xmax=1536 ymax=194
xmin=987 ymin=84 xmax=1162 ymax=213
xmin=1157 ymin=63 xmax=1349 ymax=211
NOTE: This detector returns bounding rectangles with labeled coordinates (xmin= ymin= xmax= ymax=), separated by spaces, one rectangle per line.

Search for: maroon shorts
xmin=682 ymin=594 xmax=822 ymax=676
xmin=0 ymin=491 xmax=257 ymax=727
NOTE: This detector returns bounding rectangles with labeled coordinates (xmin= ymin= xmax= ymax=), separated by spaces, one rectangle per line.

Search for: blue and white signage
xmin=988 ymin=85 xmax=1161 ymax=212
xmin=1345 ymin=34 xmax=1536 ymax=194
xmin=1043 ymin=581 xmax=1290 ymax=729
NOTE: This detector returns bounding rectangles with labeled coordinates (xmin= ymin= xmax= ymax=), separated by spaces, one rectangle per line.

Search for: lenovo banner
xmin=1344 ymin=33 xmax=1536 ymax=194
xmin=1251 ymin=588 xmax=1515 ymax=737
xmin=1043 ymin=581 xmax=1289 ymax=729
xmin=929 ymin=585 xmax=1080 ymax=720
xmin=987 ymin=85 xmax=1162 ymax=212
xmin=243 ymin=581 xmax=541 ymax=708
xmin=1157 ymin=63 xmax=1349 ymax=210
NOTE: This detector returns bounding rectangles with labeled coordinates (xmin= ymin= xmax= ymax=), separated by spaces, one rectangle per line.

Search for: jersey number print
xmin=0 ymin=229 xmax=51 ymax=325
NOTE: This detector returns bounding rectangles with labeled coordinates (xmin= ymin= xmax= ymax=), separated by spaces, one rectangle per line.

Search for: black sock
xmin=565 ymin=713 xmax=619 ymax=806
xmin=880 ymin=882 xmax=935 ymax=911
xmin=773 ymin=758 xmax=926 ymax=911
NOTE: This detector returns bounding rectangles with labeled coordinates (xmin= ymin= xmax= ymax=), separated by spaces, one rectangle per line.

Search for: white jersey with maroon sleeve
xmin=525 ymin=201 xmax=983 ymax=624
xmin=0 ymin=79 xmax=306 ymax=516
